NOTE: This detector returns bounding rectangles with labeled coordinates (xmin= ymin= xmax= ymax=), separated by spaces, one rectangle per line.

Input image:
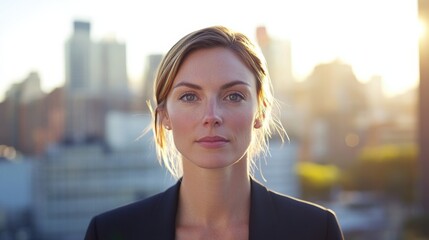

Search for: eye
xmin=179 ymin=93 xmax=198 ymax=102
xmin=225 ymin=92 xmax=245 ymax=102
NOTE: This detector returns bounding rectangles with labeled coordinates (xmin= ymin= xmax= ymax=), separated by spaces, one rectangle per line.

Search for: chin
xmin=192 ymin=155 xmax=247 ymax=170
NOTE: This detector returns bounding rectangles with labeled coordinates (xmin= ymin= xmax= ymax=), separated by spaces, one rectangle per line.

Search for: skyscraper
xmin=256 ymin=26 xmax=294 ymax=101
xmin=95 ymin=39 xmax=128 ymax=96
xmin=65 ymin=21 xmax=93 ymax=94
xmin=64 ymin=20 xmax=129 ymax=142
xmin=0 ymin=72 xmax=45 ymax=153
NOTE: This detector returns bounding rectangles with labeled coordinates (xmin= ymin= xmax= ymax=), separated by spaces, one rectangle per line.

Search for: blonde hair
xmin=151 ymin=26 xmax=285 ymax=179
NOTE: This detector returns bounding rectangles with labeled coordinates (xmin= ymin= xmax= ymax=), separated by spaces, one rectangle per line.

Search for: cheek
xmin=168 ymin=108 xmax=197 ymax=132
xmin=168 ymin=109 xmax=199 ymax=155
xmin=227 ymin=109 xmax=255 ymax=134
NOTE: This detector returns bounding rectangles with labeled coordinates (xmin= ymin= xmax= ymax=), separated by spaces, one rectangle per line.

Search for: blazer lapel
xmin=249 ymin=178 xmax=279 ymax=240
xmin=149 ymin=179 xmax=181 ymax=240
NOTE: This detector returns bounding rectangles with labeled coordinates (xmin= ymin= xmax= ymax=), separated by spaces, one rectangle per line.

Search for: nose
xmin=202 ymin=98 xmax=223 ymax=127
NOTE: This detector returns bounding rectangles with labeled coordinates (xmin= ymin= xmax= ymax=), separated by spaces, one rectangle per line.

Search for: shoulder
xmin=84 ymin=181 xmax=180 ymax=240
xmin=252 ymin=179 xmax=336 ymax=219
xmin=94 ymin=191 xmax=164 ymax=225
xmin=250 ymin=179 xmax=343 ymax=239
xmin=269 ymin=190 xmax=343 ymax=239
xmin=268 ymin=188 xmax=337 ymax=221
xmin=84 ymin=192 xmax=164 ymax=240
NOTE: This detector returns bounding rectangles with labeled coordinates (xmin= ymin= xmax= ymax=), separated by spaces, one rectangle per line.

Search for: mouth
xmin=196 ymin=136 xmax=229 ymax=148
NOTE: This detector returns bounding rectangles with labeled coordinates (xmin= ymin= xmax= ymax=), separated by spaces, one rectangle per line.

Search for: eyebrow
xmin=173 ymin=80 xmax=251 ymax=90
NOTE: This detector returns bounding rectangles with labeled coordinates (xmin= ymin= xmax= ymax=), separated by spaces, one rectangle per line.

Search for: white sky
xmin=0 ymin=0 xmax=421 ymax=101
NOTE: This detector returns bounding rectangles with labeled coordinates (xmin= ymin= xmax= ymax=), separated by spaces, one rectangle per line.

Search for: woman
xmin=85 ymin=26 xmax=344 ymax=240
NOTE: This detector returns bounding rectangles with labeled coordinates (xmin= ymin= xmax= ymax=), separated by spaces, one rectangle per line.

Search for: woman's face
xmin=162 ymin=47 xmax=261 ymax=172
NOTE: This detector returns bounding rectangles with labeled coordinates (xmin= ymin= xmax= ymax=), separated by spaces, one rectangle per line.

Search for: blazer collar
xmin=249 ymin=178 xmax=279 ymax=239
xmin=152 ymin=179 xmax=181 ymax=240
xmin=156 ymin=178 xmax=278 ymax=239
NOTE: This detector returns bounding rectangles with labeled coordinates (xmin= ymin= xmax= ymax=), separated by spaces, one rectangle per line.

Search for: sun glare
xmin=419 ymin=18 xmax=427 ymax=40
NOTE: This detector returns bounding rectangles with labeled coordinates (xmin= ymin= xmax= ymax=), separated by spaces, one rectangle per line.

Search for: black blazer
xmin=85 ymin=179 xmax=344 ymax=240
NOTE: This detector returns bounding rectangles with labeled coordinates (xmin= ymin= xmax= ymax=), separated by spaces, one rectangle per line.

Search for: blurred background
xmin=0 ymin=0 xmax=428 ymax=239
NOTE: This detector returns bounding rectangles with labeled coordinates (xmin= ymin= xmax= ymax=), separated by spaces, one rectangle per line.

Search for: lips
xmin=196 ymin=136 xmax=229 ymax=142
xmin=196 ymin=136 xmax=229 ymax=148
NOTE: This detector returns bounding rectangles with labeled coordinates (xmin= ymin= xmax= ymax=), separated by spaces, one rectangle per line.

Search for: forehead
xmin=173 ymin=47 xmax=256 ymax=88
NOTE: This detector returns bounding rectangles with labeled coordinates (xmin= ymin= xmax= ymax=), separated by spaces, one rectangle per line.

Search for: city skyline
xmin=1 ymin=2 xmax=424 ymax=236
xmin=0 ymin=0 xmax=421 ymax=102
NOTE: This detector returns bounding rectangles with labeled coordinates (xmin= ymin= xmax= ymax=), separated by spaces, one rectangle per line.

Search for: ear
xmin=254 ymin=108 xmax=265 ymax=129
xmin=159 ymin=107 xmax=172 ymax=130
xmin=254 ymin=118 xmax=263 ymax=129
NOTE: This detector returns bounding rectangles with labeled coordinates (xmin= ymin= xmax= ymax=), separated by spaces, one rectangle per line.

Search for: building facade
xmin=64 ymin=20 xmax=130 ymax=142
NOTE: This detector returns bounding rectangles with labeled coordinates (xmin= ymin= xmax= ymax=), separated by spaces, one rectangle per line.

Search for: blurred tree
xmin=344 ymin=144 xmax=418 ymax=204
xmin=296 ymin=162 xmax=340 ymax=200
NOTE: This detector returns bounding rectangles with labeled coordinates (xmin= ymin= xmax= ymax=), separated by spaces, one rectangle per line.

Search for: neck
xmin=177 ymin=160 xmax=251 ymax=227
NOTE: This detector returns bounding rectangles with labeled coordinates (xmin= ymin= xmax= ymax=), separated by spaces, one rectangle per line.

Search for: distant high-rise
xmin=96 ymin=39 xmax=128 ymax=96
xmin=0 ymin=73 xmax=44 ymax=151
xmin=5 ymin=72 xmax=44 ymax=104
xmin=65 ymin=21 xmax=128 ymax=96
xmin=74 ymin=21 xmax=90 ymax=33
xmin=256 ymin=26 xmax=294 ymax=101
xmin=64 ymin=20 xmax=129 ymax=142
xmin=302 ymin=60 xmax=366 ymax=165
xmin=0 ymin=72 xmax=64 ymax=155
xmin=65 ymin=20 xmax=93 ymax=94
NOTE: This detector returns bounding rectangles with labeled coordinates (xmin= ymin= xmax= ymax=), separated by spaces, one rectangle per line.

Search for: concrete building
xmin=65 ymin=20 xmax=129 ymax=97
xmin=364 ymin=76 xmax=386 ymax=125
xmin=105 ymin=111 xmax=152 ymax=152
xmin=65 ymin=21 xmax=93 ymax=94
xmin=0 ymin=158 xmax=34 ymax=239
xmin=256 ymin=26 xmax=294 ymax=103
xmin=254 ymin=140 xmax=301 ymax=198
xmin=32 ymin=143 xmax=174 ymax=240
xmin=93 ymin=38 xmax=129 ymax=97
xmin=0 ymin=72 xmax=46 ymax=155
xmin=299 ymin=60 xmax=367 ymax=166
xmin=64 ymin=20 xmax=130 ymax=142
xmin=31 ymin=112 xmax=173 ymax=239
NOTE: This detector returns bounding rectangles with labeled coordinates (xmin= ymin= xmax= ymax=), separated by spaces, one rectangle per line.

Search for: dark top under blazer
xmin=85 ymin=179 xmax=344 ymax=240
